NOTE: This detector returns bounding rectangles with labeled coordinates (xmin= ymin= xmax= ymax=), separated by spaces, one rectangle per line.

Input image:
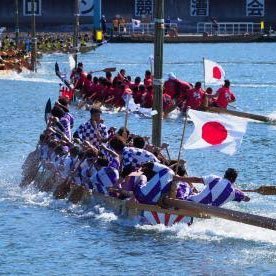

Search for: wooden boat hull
xmin=90 ymin=192 xmax=196 ymax=226
xmin=32 ymin=170 xmax=209 ymax=227
xmin=201 ymin=106 xmax=274 ymax=123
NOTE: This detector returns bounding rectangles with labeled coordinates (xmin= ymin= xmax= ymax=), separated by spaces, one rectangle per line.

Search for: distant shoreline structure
xmin=108 ymin=33 xmax=276 ymax=43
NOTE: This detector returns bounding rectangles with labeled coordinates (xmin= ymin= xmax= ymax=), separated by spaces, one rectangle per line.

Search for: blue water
xmin=0 ymin=43 xmax=275 ymax=275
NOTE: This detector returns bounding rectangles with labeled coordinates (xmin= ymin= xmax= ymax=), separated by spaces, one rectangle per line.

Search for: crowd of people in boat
xmin=22 ymin=97 xmax=249 ymax=207
xmin=1 ymin=32 xmax=97 ymax=54
xmin=68 ymin=62 xmax=236 ymax=113
xmin=0 ymin=47 xmax=31 ymax=72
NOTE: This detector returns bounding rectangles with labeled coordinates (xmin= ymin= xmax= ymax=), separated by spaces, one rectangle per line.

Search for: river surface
xmin=0 ymin=43 xmax=275 ymax=275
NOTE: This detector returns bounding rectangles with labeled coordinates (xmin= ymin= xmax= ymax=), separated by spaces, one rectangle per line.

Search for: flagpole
xmin=124 ymin=96 xmax=130 ymax=129
xmin=175 ymin=108 xmax=189 ymax=174
xmin=202 ymin=57 xmax=205 ymax=88
xmin=73 ymin=0 xmax=80 ymax=69
xmin=31 ymin=0 xmax=37 ymax=72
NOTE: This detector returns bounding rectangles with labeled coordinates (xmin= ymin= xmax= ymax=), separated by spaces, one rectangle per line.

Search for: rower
xmin=131 ymin=162 xmax=175 ymax=205
xmin=183 ymin=168 xmax=250 ymax=207
xmin=163 ymin=72 xmax=179 ymax=99
xmin=183 ymin=82 xmax=206 ymax=111
xmin=89 ymin=156 xmax=119 ymax=195
xmin=144 ymin=70 xmax=153 ymax=87
xmin=56 ymin=97 xmax=74 ymax=140
xmin=211 ymin=79 xmax=236 ymax=108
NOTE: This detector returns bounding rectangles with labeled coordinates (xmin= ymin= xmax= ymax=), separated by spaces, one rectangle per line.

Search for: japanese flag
xmin=184 ymin=109 xmax=247 ymax=155
xmin=204 ymin=58 xmax=225 ymax=85
xmin=132 ymin=19 xmax=141 ymax=28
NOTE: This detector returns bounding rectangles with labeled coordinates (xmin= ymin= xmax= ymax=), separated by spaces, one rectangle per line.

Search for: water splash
xmin=137 ymin=217 xmax=276 ymax=245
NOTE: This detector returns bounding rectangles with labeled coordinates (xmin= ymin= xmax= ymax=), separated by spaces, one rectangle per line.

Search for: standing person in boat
xmin=211 ymin=79 xmax=236 ymax=109
xmin=184 ymin=168 xmax=250 ymax=207
xmin=163 ymin=72 xmax=179 ymax=100
xmin=73 ymin=107 xmax=108 ymax=148
xmin=144 ymin=70 xmax=153 ymax=87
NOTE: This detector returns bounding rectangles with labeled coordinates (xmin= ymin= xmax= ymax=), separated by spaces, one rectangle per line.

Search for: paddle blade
xmin=103 ymin=67 xmax=116 ymax=72
xmin=55 ymin=62 xmax=59 ymax=75
xmin=68 ymin=55 xmax=75 ymax=70
xmin=44 ymin=98 xmax=52 ymax=124
xmin=257 ymin=186 xmax=276 ymax=195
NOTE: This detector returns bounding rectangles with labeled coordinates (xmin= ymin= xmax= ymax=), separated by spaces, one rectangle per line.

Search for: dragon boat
xmin=54 ymin=63 xmax=275 ymax=124
xmin=33 ymin=168 xmax=207 ymax=227
xmin=26 ymin=164 xmax=276 ymax=230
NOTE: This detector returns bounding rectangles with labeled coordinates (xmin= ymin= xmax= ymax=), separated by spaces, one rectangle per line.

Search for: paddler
xmin=183 ymin=168 xmax=250 ymax=207
xmin=144 ymin=70 xmax=153 ymax=87
xmin=184 ymin=81 xmax=206 ymax=111
xmin=124 ymin=161 xmax=193 ymax=205
xmin=107 ymin=136 xmax=159 ymax=174
xmin=163 ymin=72 xmax=179 ymax=99
xmin=211 ymin=79 xmax=236 ymax=108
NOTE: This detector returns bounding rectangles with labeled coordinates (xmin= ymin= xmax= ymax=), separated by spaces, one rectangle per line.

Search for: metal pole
xmin=152 ymin=0 xmax=164 ymax=147
xmin=15 ymin=0 xmax=19 ymax=48
xmin=94 ymin=0 xmax=102 ymax=30
xmin=31 ymin=0 xmax=37 ymax=72
xmin=73 ymin=0 xmax=80 ymax=69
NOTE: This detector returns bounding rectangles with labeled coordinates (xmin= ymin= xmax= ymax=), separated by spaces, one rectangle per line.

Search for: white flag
xmin=132 ymin=19 xmax=141 ymax=28
xmin=184 ymin=109 xmax=247 ymax=155
xmin=204 ymin=58 xmax=225 ymax=85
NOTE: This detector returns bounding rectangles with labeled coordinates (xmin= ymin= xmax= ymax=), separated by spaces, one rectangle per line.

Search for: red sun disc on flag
xmin=213 ymin=66 xmax=222 ymax=80
xmin=202 ymin=121 xmax=227 ymax=145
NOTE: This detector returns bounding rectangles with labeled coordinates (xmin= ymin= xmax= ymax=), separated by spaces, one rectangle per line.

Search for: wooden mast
xmin=152 ymin=0 xmax=164 ymax=147
xmin=31 ymin=0 xmax=37 ymax=72
xmin=73 ymin=0 xmax=80 ymax=68
xmin=15 ymin=0 xmax=19 ymax=48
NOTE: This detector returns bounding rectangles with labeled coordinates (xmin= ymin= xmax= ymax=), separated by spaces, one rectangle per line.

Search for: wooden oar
xmin=242 ymin=186 xmax=276 ymax=195
xmin=107 ymin=188 xmax=209 ymax=219
xmin=202 ymin=106 xmax=274 ymax=123
xmin=175 ymin=108 xmax=189 ymax=173
xmin=163 ymin=197 xmax=276 ymax=231
xmin=90 ymin=67 xmax=116 ymax=74
xmin=53 ymin=158 xmax=85 ymax=199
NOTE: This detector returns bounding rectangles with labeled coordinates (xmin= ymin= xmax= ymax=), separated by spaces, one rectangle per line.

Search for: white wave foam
xmin=5 ymin=180 xmax=276 ymax=245
xmin=268 ymin=111 xmax=276 ymax=121
xmin=0 ymin=71 xmax=59 ymax=84
xmin=137 ymin=217 xmax=276 ymax=245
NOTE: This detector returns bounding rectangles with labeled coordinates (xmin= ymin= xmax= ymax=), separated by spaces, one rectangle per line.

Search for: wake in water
xmin=2 ymin=177 xmax=274 ymax=246
xmin=0 ymin=69 xmax=59 ymax=84
xmin=137 ymin=216 xmax=276 ymax=245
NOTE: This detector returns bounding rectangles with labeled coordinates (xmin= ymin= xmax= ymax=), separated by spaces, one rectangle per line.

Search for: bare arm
xmin=100 ymin=144 xmax=119 ymax=159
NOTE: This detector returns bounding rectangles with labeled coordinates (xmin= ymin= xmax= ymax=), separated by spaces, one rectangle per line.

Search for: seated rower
xmin=211 ymin=79 xmax=236 ymax=109
xmin=184 ymin=168 xmax=250 ymax=207
xmin=90 ymin=156 xmax=120 ymax=195
xmin=123 ymin=162 xmax=193 ymax=205
xmin=122 ymin=141 xmax=159 ymax=171
xmin=184 ymin=82 xmax=206 ymax=111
